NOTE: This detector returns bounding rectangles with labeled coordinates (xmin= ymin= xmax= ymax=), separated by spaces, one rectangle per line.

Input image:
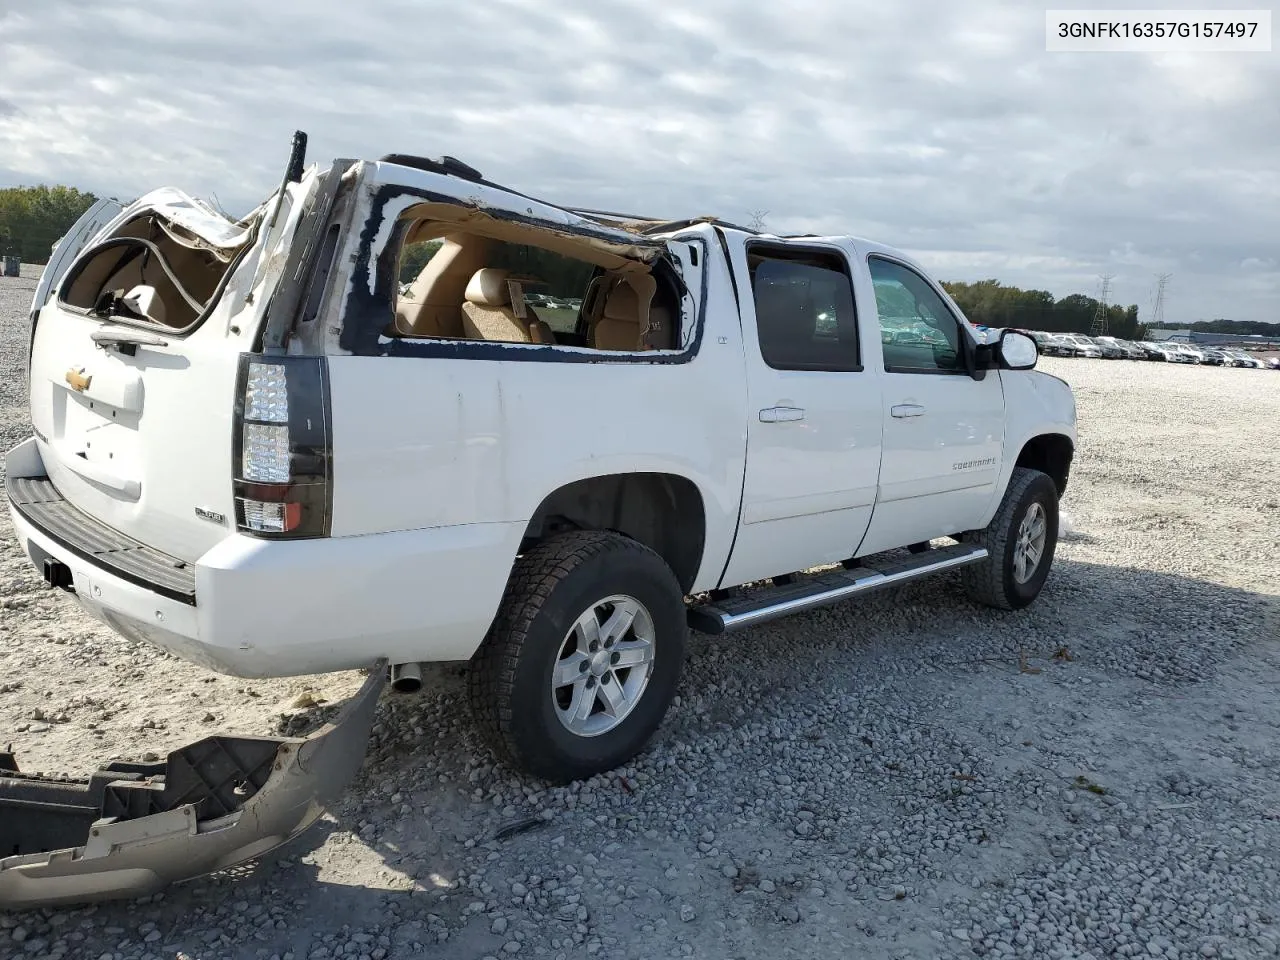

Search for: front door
xmin=719 ymin=240 xmax=884 ymax=587
xmin=855 ymin=254 xmax=1006 ymax=556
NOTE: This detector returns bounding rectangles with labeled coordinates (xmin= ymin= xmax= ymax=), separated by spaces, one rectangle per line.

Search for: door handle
xmin=759 ymin=406 xmax=806 ymax=423
xmin=891 ymin=403 xmax=926 ymax=418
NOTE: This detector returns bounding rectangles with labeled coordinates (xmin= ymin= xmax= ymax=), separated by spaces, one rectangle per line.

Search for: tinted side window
xmin=868 ymin=257 xmax=964 ymax=373
xmin=748 ymin=247 xmax=860 ymax=371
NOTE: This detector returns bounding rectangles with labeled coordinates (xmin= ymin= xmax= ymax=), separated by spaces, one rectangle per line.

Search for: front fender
xmin=983 ymin=370 xmax=1077 ymax=521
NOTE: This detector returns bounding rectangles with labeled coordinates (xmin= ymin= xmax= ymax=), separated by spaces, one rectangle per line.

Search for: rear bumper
xmin=6 ymin=439 xmax=522 ymax=678
xmin=0 ymin=661 xmax=385 ymax=909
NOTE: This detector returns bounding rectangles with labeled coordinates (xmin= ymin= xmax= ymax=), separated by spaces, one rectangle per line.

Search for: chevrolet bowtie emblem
xmin=65 ymin=368 xmax=92 ymax=392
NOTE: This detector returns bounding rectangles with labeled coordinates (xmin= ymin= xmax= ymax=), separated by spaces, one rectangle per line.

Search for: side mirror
xmin=998 ymin=330 xmax=1038 ymax=370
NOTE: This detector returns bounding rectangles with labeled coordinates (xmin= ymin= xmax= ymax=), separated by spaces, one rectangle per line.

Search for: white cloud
xmin=0 ymin=0 xmax=1275 ymax=324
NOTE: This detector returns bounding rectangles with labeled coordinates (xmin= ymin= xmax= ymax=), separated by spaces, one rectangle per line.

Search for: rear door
xmin=719 ymin=237 xmax=883 ymax=587
xmin=23 ymin=177 xmax=317 ymax=563
xmin=854 ymin=253 xmax=1005 ymax=556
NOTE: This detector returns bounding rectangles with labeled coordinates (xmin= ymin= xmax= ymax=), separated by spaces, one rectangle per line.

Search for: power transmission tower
xmin=1150 ymin=273 xmax=1171 ymax=329
xmin=747 ymin=209 xmax=769 ymax=233
xmin=1090 ymin=274 xmax=1114 ymax=335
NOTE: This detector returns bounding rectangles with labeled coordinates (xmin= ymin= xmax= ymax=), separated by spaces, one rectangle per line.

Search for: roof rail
xmin=379 ymin=154 xmax=484 ymax=182
xmin=567 ymin=207 xmax=664 ymax=223
xmin=566 ymin=210 xmax=765 ymax=237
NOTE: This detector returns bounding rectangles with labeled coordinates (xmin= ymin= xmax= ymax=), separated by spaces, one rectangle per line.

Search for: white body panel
xmin=24 ymin=175 xmax=317 ymax=563
xmin=985 ymin=369 xmax=1077 ymax=517
xmin=844 ymin=239 xmax=1008 ymax=555
xmin=324 ymin=336 xmax=747 ymax=593
xmin=323 ymin=222 xmax=745 ymax=594
xmin=7 ymin=439 xmax=523 ymax=677
xmin=858 ymin=370 xmax=1005 ymax=553
xmin=718 ymin=238 xmax=882 ymax=585
xmin=29 ymin=315 xmax=245 ymax=561
xmin=5 ymin=158 xmax=1079 ymax=679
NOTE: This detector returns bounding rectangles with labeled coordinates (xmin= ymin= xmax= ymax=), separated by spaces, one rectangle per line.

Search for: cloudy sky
xmin=1 ymin=0 xmax=1276 ymax=324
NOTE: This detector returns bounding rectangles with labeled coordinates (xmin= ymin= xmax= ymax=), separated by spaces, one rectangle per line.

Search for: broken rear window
xmin=58 ymin=208 xmax=255 ymax=333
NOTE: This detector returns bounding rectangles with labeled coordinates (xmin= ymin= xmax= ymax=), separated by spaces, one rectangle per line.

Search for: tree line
xmin=941 ymin=279 xmax=1144 ymax=339
xmin=0 ymin=185 xmax=99 ymax=262
xmin=1163 ymin=318 xmax=1279 ymax=336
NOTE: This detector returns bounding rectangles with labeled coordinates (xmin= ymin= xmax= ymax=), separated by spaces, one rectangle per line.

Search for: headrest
xmin=465 ymin=268 xmax=512 ymax=307
xmin=602 ymin=281 xmax=640 ymax=322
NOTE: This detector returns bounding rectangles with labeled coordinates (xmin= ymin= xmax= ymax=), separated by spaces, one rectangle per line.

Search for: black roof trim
xmin=375 ymin=157 xmax=763 ymax=240
xmin=379 ymin=154 xmax=484 ymax=182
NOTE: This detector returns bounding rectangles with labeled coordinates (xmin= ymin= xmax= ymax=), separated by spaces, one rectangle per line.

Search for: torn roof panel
xmin=364 ymin=160 xmax=666 ymax=263
xmin=122 ymin=187 xmax=257 ymax=254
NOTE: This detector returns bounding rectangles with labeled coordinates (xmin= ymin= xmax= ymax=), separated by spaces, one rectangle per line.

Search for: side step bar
xmin=688 ymin=544 xmax=988 ymax=635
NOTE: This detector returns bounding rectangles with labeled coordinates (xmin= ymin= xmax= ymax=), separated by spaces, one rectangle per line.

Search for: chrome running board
xmin=688 ymin=544 xmax=988 ymax=635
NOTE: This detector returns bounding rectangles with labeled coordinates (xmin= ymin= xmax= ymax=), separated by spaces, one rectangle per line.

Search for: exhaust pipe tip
xmin=390 ymin=662 xmax=423 ymax=694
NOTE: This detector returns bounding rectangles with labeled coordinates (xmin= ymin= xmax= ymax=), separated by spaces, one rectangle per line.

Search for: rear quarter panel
xmin=324 ymin=228 xmax=747 ymax=595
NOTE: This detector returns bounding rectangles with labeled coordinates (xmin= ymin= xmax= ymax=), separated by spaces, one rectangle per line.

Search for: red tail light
xmin=232 ymin=354 xmax=331 ymax=538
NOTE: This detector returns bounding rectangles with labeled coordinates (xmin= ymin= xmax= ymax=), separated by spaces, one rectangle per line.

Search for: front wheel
xmin=960 ymin=467 xmax=1059 ymax=610
xmin=467 ymin=531 xmax=687 ymax=783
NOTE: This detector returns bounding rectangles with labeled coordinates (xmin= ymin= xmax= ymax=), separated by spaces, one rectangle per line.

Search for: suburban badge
xmin=194 ymin=506 xmax=227 ymax=525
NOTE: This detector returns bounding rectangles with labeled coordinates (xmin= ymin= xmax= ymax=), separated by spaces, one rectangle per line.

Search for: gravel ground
xmin=2 ymin=263 xmax=1279 ymax=960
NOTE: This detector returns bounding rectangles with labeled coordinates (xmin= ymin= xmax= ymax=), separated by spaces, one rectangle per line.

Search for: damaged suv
xmin=7 ymin=136 xmax=1076 ymax=794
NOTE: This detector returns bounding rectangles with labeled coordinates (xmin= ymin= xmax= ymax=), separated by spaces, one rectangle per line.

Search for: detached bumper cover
xmin=0 ymin=661 xmax=386 ymax=910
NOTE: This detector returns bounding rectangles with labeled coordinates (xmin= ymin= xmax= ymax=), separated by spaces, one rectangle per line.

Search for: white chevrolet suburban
xmin=6 ymin=138 xmax=1076 ymax=783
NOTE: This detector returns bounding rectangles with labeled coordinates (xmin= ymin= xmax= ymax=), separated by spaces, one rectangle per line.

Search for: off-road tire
xmin=467 ymin=531 xmax=687 ymax=783
xmin=960 ymin=467 xmax=1059 ymax=610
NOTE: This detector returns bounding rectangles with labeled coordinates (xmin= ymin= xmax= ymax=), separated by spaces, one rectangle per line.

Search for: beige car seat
xmin=591 ymin=274 xmax=661 ymax=351
xmin=394 ymin=236 xmax=491 ymax=338
xmin=460 ymin=268 xmax=556 ymax=344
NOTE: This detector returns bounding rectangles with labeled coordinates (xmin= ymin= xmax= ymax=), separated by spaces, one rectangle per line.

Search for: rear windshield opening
xmin=59 ymin=213 xmax=252 ymax=331
xmin=388 ymin=213 xmax=685 ymax=352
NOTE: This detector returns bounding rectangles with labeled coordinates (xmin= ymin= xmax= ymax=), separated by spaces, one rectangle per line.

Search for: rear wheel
xmin=960 ymin=467 xmax=1059 ymax=610
xmin=468 ymin=531 xmax=686 ymax=783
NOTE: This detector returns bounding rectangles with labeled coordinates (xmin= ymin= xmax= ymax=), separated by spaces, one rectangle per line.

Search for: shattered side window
xmin=336 ymin=190 xmax=704 ymax=360
xmin=484 ymin=242 xmax=596 ymax=334
xmin=388 ymin=222 xmax=683 ymax=351
xmin=397 ymin=240 xmax=441 ymax=290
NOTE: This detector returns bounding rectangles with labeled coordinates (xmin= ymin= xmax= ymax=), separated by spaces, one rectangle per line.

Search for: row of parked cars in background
xmin=1022 ymin=331 xmax=1278 ymax=368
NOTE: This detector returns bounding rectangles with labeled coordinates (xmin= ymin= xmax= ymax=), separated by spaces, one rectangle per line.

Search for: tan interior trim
xmin=400 ymin=204 xmax=648 ymax=274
